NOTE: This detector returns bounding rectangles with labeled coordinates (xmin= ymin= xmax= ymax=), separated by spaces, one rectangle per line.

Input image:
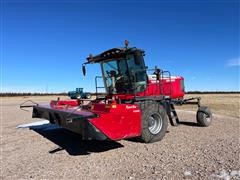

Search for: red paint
xmin=50 ymin=100 xmax=79 ymax=107
xmin=40 ymin=76 xmax=184 ymax=141
xmin=109 ymin=76 xmax=185 ymax=101
xmin=144 ymin=76 xmax=185 ymax=99
xmin=42 ymin=101 xmax=141 ymax=140
xmin=89 ymin=103 xmax=141 ymax=140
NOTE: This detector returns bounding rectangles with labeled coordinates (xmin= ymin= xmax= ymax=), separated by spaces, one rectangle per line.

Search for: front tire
xmin=138 ymin=101 xmax=168 ymax=143
xmin=86 ymin=94 xmax=91 ymax=99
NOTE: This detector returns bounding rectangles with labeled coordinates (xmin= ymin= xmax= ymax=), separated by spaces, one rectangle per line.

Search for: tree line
xmin=0 ymin=91 xmax=239 ymax=97
xmin=185 ymin=91 xmax=240 ymax=94
xmin=0 ymin=92 xmax=68 ymax=97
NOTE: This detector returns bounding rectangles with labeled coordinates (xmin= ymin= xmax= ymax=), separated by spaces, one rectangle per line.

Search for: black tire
xmin=86 ymin=94 xmax=91 ymax=99
xmin=137 ymin=101 xmax=168 ymax=143
xmin=196 ymin=106 xmax=212 ymax=127
xmin=76 ymin=94 xmax=81 ymax=99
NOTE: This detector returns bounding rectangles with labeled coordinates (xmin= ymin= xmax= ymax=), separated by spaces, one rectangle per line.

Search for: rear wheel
xmin=138 ymin=101 xmax=168 ymax=143
xmin=197 ymin=106 xmax=212 ymax=127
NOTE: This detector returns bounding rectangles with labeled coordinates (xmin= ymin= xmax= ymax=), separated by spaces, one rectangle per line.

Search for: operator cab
xmin=76 ymin=88 xmax=83 ymax=93
xmin=101 ymin=50 xmax=147 ymax=94
xmin=83 ymin=46 xmax=148 ymax=95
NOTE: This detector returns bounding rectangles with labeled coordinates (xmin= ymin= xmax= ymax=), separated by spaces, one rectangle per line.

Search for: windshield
xmin=101 ymin=53 xmax=147 ymax=94
xmin=102 ymin=59 xmax=130 ymax=94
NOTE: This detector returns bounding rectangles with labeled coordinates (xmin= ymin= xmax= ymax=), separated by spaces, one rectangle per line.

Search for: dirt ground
xmin=1 ymin=95 xmax=239 ymax=179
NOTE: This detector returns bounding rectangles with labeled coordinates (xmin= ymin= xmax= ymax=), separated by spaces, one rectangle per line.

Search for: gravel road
xmin=1 ymin=98 xmax=239 ymax=179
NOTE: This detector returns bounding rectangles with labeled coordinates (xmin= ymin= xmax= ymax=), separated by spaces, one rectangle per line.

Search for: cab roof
xmin=84 ymin=47 xmax=144 ymax=64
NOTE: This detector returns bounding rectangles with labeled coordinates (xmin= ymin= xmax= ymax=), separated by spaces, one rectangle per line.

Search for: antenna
xmin=124 ymin=40 xmax=129 ymax=49
xmin=45 ymin=84 xmax=48 ymax=94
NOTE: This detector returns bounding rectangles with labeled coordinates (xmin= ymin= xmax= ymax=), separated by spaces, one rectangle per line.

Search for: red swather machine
xmin=21 ymin=41 xmax=212 ymax=143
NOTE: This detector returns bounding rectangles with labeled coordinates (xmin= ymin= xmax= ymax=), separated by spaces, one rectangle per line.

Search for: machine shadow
xmin=30 ymin=124 xmax=124 ymax=156
xmin=179 ymin=121 xmax=199 ymax=127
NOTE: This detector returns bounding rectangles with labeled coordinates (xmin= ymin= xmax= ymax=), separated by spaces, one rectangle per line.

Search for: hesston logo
xmin=126 ymin=105 xmax=137 ymax=109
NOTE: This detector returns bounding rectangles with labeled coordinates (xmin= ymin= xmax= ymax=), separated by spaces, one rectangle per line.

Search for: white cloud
xmin=226 ymin=57 xmax=240 ymax=67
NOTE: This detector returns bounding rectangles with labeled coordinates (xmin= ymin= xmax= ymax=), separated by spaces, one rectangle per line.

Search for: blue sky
xmin=1 ymin=0 xmax=239 ymax=92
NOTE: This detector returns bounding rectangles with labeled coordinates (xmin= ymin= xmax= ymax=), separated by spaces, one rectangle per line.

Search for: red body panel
xmin=90 ymin=103 xmax=141 ymax=140
xmin=50 ymin=100 xmax=79 ymax=107
xmin=44 ymin=100 xmax=142 ymax=140
xmin=146 ymin=76 xmax=185 ymax=99
xmin=110 ymin=76 xmax=185 ymax=101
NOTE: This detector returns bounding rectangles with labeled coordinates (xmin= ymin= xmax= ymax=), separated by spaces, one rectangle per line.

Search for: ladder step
xmin=168 ymin=103 xmax=180 ymax=126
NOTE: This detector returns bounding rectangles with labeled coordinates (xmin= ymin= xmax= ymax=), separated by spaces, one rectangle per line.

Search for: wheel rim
xmin=148 ymin=114 xmax=163 ymax=135
xmin=203 ymin=113 xmax=211 ymax=122
xmin=87 ymin=94 xmax=91 ymax=99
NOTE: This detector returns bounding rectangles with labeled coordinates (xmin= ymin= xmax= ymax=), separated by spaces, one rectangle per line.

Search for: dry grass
xmin=176 ymin=94 xmax=240 ymax=118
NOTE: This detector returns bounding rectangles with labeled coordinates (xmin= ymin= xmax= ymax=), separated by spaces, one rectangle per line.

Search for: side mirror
xmin=82 ymin=65 xmax=86 ymax=76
